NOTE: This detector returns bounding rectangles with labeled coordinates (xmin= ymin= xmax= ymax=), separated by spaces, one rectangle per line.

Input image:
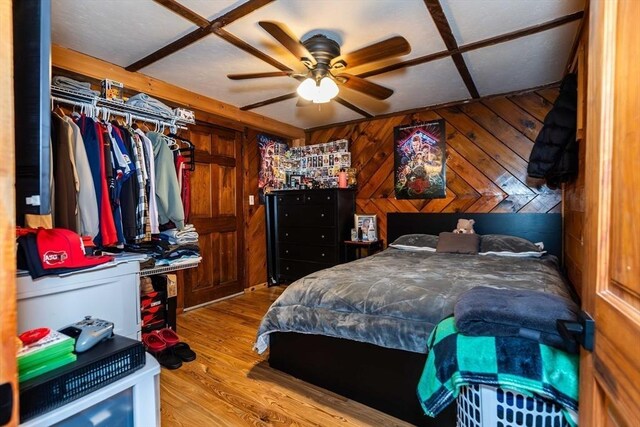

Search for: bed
xmin=259 ymin=213 xmax=568 ymax=426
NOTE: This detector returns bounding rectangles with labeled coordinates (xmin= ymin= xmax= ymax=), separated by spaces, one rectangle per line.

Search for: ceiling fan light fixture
xmin=297 ymin=77 xmax=339 ymax=103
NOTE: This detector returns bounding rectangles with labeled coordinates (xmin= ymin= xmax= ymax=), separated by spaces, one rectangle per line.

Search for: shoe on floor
xmin=172 ymin=342 xmax=196 ymax=362
xmin=155 ymin=348 xmax=182 ymax=369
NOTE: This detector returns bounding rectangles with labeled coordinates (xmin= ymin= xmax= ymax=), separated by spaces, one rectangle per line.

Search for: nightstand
xmin=344 ymin=239 xmax=384 ymax=261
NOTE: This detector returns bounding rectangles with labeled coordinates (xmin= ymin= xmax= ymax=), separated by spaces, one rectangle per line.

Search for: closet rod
xmin=51 ymin=96 xmax=187 ymax=130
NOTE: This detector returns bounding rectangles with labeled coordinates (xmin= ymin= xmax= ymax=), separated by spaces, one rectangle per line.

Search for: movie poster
xmin=258 ymin=133 xmax=288 ymax=201
xmin=394 ymin=120 xmax=446 ymax=199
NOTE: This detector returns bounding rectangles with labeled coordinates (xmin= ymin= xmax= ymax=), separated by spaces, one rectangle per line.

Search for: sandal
xmin=172 ymin=342 xmax=196 ymax=362
xmin=156 ymin=328 xmax=180 ymax=347
xmin=142 ymin=332 xmax=166 ymax=353
xmin=155 ymin=349 xmax=182 ymax=370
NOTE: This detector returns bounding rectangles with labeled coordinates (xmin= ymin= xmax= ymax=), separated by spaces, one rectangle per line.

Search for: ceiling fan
xmin=227 ymin=21 xmax=411 ymax=107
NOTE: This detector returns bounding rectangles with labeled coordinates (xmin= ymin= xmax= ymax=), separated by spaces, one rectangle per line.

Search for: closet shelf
xmin=51 ymin=86 xmax=195 ymax=129
xmin=140 ymin=258 xmax=202 ymax=277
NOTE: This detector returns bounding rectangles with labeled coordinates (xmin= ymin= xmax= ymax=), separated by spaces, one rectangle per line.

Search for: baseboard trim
xmin=244 ymin=282 xmax=268 ymax=293
xmin=183 ymin=291 xmax=244 ymax=311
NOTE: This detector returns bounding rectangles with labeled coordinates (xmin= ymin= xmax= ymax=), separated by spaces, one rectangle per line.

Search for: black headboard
xmin=387 ymin=213 xmax=562 ymax=259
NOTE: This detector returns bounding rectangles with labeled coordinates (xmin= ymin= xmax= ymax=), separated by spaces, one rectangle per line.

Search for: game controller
xmin=59 ymin=316 xmax=114 ymax=353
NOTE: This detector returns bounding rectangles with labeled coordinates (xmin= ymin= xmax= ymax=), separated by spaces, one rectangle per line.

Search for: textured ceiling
xmin=51 ymin=0 xmax=585 ymax=130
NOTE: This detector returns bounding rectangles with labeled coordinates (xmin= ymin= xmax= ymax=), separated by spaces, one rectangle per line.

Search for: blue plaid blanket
xmin=417 ymin=316 xmax=579 ymax=426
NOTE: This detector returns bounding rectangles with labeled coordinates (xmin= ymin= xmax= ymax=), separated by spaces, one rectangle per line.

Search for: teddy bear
xmin=453 ymin=219 xmax=476 ymax=234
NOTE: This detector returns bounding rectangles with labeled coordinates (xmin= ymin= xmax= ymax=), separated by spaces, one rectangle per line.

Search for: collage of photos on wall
xmin=283 ymin=139 xmax=351 ymax=189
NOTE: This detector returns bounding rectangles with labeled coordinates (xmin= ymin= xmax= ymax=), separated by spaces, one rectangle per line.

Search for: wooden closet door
xmin=1 ymin=0 xmax=18 ymax=424
xmin=183 ymin=123 xmax=244 ymax=308
xmin=581 ymin=0 xmax=640 ymax=425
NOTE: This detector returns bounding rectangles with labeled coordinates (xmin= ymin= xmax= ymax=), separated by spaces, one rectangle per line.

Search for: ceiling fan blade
xmin=331 ymin=36 xmax=410 ymax=69
xmin=227 ymin=71 xmax=291 ymax=80
xmin=336 ymin=73 xmax=394 ymax=100
xmin=259 ymin=21 xmax=317 ymax=66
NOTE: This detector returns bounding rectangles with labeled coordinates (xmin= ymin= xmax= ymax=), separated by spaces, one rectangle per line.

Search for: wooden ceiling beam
xmin=212 ymin=28 xmax=293 ymax=72
xmin=240 ymin=92 xmax=298 ymax=111
xmin=359 ymin=10 xmax=584 ymax=79
xmin=424 ymin=0 xmax=479 ymax=98
xmin=52 ymin=44 xmax=304 ymax=138
xmin=153 ymin=0 xmax=210 ymax=28
xmin=333 ymin=97 xmax=373 ymax=118
xmin=126 ymin=0 xmax=275 ymax=72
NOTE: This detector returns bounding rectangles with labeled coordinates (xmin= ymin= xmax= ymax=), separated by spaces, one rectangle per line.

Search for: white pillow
xmin=478 ymin=250 xmax=547 ymax=258
xmin=389 ymin=244 xmax=437 ymax=252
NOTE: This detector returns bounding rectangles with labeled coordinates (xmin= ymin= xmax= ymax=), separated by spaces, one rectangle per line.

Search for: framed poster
xmin=258 ymin=133 xmax=288 ymax=202
xmin=394 ymin=120 xmax=446 ymax=199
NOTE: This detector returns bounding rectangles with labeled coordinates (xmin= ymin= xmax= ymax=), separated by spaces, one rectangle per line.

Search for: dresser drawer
xmin=303 ymin=192 xmax=334 ymax=204
xmin=279 ymin=259 xmax=333 ymax=282
xmin=279 ymin=227 xmax=336 ymax=245
xmin=276 ymin=191 xmax=336 ymax=205
xmin=278 ymin=204 xmax=335 ymax=227
xmin=276 ymin=193 xmax=305 ymax=204
xmin=279 ymin=243 xmax=338 ymax=263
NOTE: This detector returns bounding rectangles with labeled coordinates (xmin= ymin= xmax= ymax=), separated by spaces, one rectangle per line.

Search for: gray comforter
xmin=255 ymin=248 xmax=571 ymax=354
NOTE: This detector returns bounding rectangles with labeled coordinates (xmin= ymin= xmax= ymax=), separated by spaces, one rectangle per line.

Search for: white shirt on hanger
xmin=135 ymin=128 xmax=160 ymax=234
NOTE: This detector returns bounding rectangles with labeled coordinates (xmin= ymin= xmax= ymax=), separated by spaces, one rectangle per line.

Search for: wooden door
xmin=0 ymin=0 xmax=18 ymax=424
xmin=183 ymin=123 xmax=244 ymax=308
xmin=581 ymin=0 xmax=640 ymax=425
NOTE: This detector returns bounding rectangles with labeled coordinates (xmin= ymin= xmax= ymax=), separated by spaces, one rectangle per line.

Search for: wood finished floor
xmin=160 ymin=286 xmax=411 ymax=426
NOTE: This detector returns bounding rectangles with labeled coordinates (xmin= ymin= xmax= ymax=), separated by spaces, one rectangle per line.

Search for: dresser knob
xmin=285 ymin=232 xmax=289 ymax=237
xmin=296 ymin=197 xmax=300 ymax=201
xmin=307 ymin=196 xmax=311 ymax=201
xmin=321 ymin=235 xmax=325 ymax=239
xmin=285 ymin=213 xmax=288 ymax=217
xmin=285 ymin=250 xmax=289 ymax=254
xmin=286 ymin=267 xmax=290 ymax=271
xmin=326 ymin=196 xmax=330 ymax=200
xmin=321 ymin=253 xmax=325 ymax=257
xmin=320 ymin=213 xmax=325 ymax=217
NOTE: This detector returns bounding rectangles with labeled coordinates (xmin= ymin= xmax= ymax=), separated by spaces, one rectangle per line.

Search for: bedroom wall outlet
xmin=249 ymin=195 xmax=255 ymax=205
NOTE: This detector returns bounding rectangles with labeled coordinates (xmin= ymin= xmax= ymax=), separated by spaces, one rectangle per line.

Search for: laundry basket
xmin=456 ymin=384 xmax=569 ymax=427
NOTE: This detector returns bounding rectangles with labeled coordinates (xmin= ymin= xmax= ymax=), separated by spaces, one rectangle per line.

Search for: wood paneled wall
xmin=564 ymin=24 xmax=588 ymax=296
xmin=243 ymin=129 xmax=268 ymax=289
xmin=307 ymin=88 xmax=561 ymax=245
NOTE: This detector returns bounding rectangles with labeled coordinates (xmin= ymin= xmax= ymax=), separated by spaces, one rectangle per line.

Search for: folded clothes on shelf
xmin=125 ymin=93 xmax=173 ymax=118
xmin=159 ymin=224 xmax=199 ymax=245
xmin=52 ymin=75 xmax=100 ymax=97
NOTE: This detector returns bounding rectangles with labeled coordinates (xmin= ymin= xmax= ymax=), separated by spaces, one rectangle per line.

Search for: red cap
xmin=36 ymin=228 xmax=113 ymax=270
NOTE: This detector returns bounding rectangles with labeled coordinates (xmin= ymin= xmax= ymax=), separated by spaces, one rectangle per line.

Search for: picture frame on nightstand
xmin=354 ymin=214 xmax=377 ymax=241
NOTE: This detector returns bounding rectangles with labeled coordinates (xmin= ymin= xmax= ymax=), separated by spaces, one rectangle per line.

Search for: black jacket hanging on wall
xmin=527 ymin=73 xmax=578 ymax=187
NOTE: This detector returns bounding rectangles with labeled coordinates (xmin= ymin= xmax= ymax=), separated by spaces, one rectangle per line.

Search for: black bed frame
xmin=269 ymin=213 xmax=562 ymax=426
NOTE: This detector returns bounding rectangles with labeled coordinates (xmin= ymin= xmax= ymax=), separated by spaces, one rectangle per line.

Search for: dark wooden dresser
xmin=265 ymin=189 xmax=356 ymax=284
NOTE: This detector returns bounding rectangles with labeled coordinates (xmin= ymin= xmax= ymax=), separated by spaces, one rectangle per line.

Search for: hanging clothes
xmin=91 ymin=120 xmax=118 ymax=246
xmin=51 ymin=112 xmax=79 ymax=231
xmin=130 ymin=131 xmax=150 ymax=241
xmin=174 ymin=153 xmax=190 ymax=223
xmin=136 ymin=128 xmax=160 ymax=235
xmin=64 ymin=116 xmax=99 ymax=238
xmin=148 ymin=132 xmax=185 ymax=230
xmin=109 ymin=124 xmax=135 ymax=244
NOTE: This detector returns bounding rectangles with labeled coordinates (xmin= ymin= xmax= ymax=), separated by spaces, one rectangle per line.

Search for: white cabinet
xmin=21 ymin=354 xmax=160 ymax=427
xmin=16 ymin=262 xmax=141 ymax=340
